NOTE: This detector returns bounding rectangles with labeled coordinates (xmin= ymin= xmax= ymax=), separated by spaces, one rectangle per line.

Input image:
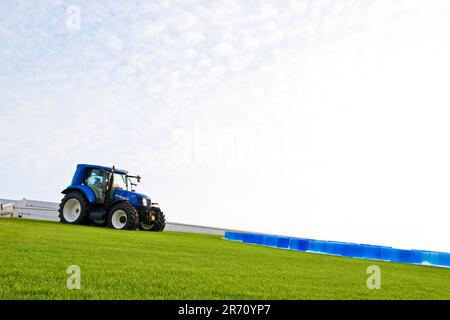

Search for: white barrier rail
xmin=0 ymin=202 xmax=16 ymax=217
xmin=0 ymin=198 xmax=227 ymax=236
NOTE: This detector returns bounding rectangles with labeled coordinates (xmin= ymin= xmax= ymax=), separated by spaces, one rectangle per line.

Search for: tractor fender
xmin=105 ymin=199 xmax=131 ymax=213
xmin=62 ymin=185 xmax=97 ymax=204
xmin=106 ymin=199 xmax=130 ymax=215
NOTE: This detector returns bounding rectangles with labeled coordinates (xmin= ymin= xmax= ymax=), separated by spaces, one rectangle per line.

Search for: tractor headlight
xmin=142 ymin=198 xmax=148 ymax=206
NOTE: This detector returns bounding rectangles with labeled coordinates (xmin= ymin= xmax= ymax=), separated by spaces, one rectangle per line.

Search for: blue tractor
xmin=58 ymin=164 xmax=166 ymax=231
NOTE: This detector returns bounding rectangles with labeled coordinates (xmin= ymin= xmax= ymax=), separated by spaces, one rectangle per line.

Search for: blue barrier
xmin=410 ymin=250 xmax=424 ymax=264
xmin=256 ymin=235 xmax=265 ymax=245
xmin=277 ymin=237 xmax=290 ymax=249
xmin=381 ymin=247 xmax=398 ymax=261
xmin=342 ymin=243 xmax=364 ymax=258
xmin=243 ymin=233 xmax=264 ymax=245
xmin=224 ymin=231 xmax=450 ymax=268
xmin=262 ymin=235 xmax=278 ymax=247
xmin=421 ymin=251 xmax=440 ymax=266
xmin=224 ymin=231 xmax=245 ymax=241
xmin=288 ymin=238 xmax=310 ymax=251
xmin=309 ymin=240 xmax=328 ymax=253
xmin=396 ymin=249 xmax=412 ymax=264
xmin=326 ymin=241 xmax=343 ymax=255
xmin=363 ymin=245 xmax=382 ymax=260
xmin=439 ymin=253 xmax=450 ymax=267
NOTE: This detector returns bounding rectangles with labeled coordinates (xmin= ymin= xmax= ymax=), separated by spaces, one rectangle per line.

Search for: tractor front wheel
xmin=107 ymin=202 xmax=138 ymax=230
xmin=139 ymin=207 xmax=166 ymax=232
xmin=59 ymin=192 xmax=90 ymax=225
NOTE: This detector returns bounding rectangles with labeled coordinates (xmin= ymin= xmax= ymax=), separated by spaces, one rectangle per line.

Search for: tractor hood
xmin=114 ymin=189 xmax=150 ymax=205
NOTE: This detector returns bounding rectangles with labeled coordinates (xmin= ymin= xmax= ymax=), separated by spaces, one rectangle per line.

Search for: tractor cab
xmin=82 ymin=167 xmax=133 ymax=204
xmin=84 ymin=168 xmax=109 ymax=203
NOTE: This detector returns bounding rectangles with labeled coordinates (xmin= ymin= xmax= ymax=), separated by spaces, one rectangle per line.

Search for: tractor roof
xmin=77 ymin=164 xmax=128 ymax=175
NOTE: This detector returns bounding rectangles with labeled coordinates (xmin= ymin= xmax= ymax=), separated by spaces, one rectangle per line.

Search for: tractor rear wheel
xmin=59 ymin=192 xmax=90 ymax=225
xmin=139 ymin=207 xmax=166 ymax=232
xmin=107 ymin=202 xmax=138 ymax=230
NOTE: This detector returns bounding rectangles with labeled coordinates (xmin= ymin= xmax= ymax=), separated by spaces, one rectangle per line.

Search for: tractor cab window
xmin=85 ymin=169 xmax=109 ymax=203
xmin=112 ymin=173 xmax=128 ymax=191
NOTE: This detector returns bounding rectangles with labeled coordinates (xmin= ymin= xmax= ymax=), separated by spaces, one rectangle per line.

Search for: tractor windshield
xmin=112 ymin=173 xmax=128 ymax=191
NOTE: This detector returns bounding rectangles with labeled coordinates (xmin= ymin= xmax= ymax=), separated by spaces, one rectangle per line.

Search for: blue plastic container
xmin=277 ymin=237 xmax=290 ymax=249
xmin=309 ymin=240 xmax=328 ymax=253
xmin=410 ymin=250 xmax=423 ymax=264
xmin=340 ymin=243 xmax=353 ymax=257
xmin=421 ymin=251 xmax=440 ymax=266
xmin=262 ymin=235 xmax=278 ymax=247
xmin=341 ymin=243 xmax=363 ymax=258
xmin=363 ymin=245 xmax=382 ymax=260
xmin=438 ymin=253 xmax=450 ymax=267
xmin=256 ymin=234 xmax=265 ymax=245
xmin=243 ymin=233 xmax=264 ymax=245
xmin=396 ymin=249 xmax=412 ymax=263
xmin=242 ymin=233 xmax=256 ymax=244
xmin=288 ymin=238 xmax=310 ymax=251
xmin=381 ymin=247 xmax=398 ymax=261
xmin=225 ymin=231 xmax=245 ymax=241
xmin=326 ymin=241 xmax=343 ymax=255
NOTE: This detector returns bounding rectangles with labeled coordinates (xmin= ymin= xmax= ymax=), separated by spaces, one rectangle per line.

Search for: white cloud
xmin=210 ymin=41 xmax=236 ymax=57
xmin=182 ymin=29 xmax=205 ymax=46
xmin=288 ymin=0 xmax=309 ymax=15
xmin=261 ymin=4 xmax=279 ymax=18
xmin=141 ymin=21 xmax=167 ymax=39
xmin=100 ymin=31 xmax=124 ymax=51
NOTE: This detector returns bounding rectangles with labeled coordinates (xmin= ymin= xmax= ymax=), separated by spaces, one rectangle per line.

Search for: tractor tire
xmin=59 ymin=192 xmax=90 ymax=225
xmin=107 ymin=202 xmax=138 ymax=230
xmin=139 ymin=207 xmax=166 ymax=232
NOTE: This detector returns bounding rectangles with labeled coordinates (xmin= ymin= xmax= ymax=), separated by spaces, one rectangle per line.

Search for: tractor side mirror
xmin=137 ymin=176 xmax=141 ymax=183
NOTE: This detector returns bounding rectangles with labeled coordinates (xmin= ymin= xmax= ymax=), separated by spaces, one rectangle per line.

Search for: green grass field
xmin=1 ymin=218 xmax=449 ymax=300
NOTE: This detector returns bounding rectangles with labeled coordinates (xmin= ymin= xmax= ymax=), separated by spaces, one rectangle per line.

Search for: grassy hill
xmin=0 ymin=218 xmax=449 ymax=299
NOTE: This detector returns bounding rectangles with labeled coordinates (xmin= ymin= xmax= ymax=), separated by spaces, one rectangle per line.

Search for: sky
xmin=1 ymin=0 xmax=450 ymax=252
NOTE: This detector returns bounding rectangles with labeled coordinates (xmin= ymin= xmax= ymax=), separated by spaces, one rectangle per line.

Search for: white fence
xmin=0 ymin=202 xmax=16 ymax=217
xmin=0 ymin=198 xmax=226 ymax=236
